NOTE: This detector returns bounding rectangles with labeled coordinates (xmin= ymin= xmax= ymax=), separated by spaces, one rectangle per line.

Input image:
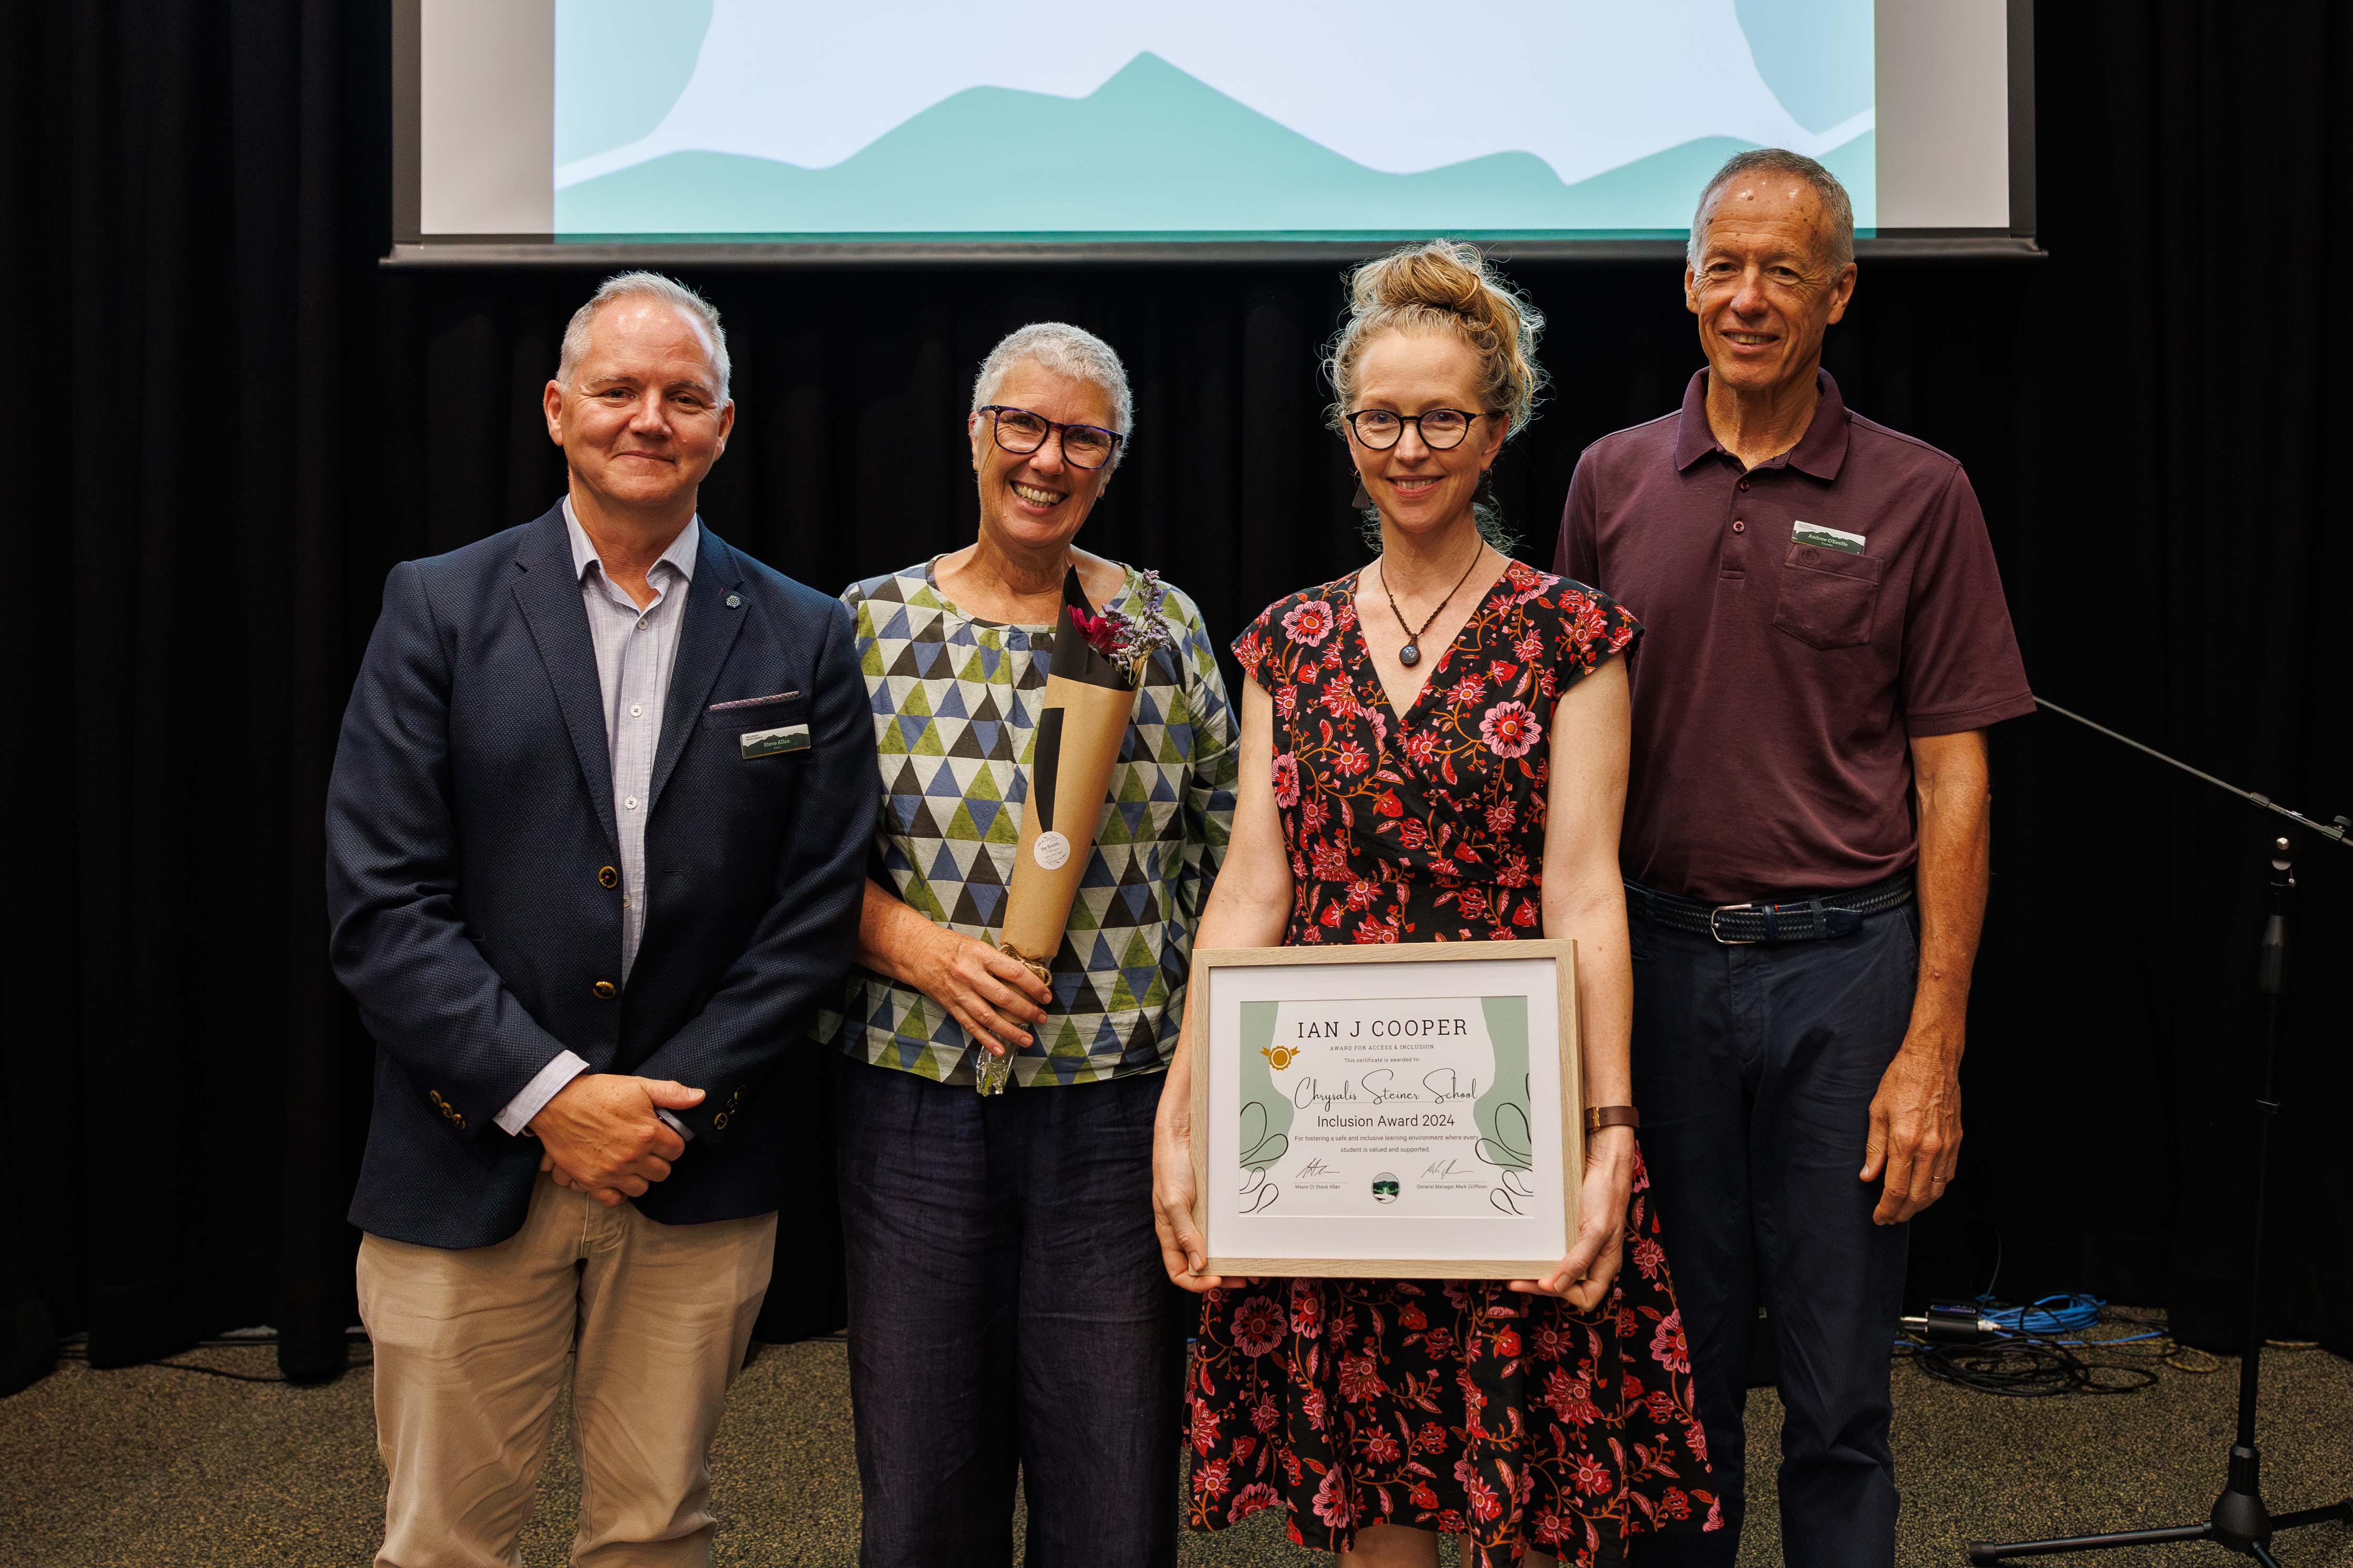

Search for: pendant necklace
xmin=1379 ymin=539 xmax=1487 ymax=668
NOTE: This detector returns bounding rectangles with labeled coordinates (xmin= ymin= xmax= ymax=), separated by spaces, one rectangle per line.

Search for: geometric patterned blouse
xmin=814 ymin=557 xmax=1237 ymax=1088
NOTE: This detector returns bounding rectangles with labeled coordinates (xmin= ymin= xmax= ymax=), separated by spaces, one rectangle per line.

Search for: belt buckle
xmin=1708 ymin=903 xmax=1759 ymax=945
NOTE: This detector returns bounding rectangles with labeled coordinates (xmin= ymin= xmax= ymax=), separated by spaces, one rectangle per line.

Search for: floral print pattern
xmin=1186 ymin=562 xmax=1716 ymax=1565
xmin=1228 ymin=560 xmax=1639 ymax=947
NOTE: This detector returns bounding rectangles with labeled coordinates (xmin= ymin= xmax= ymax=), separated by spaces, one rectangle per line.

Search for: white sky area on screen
xmin=553 ymin=0 xmax=1874 ymax=191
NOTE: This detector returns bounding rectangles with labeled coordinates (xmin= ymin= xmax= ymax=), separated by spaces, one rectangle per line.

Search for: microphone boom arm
xmin=2032 ymin=697 xmax=2349 ymax=849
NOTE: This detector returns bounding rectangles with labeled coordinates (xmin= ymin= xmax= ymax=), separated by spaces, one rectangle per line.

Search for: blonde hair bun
xmin=1353 ymin=238 xmax=1490 ymax=314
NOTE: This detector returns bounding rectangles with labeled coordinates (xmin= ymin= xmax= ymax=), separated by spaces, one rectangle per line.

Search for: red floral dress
xmin=1185 ymin=561 xmax=1719 ymax=1565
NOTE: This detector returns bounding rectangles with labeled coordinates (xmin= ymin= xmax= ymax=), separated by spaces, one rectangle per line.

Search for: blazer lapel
xmin=510 ymin=507 xmax=621 ymax=855
xmin=649 ymin=528 xmax=749 ymax=812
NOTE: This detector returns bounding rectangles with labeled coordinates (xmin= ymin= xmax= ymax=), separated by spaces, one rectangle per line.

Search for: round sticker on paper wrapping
xmin=1032 ymin=830 xmax=1071 ymax=870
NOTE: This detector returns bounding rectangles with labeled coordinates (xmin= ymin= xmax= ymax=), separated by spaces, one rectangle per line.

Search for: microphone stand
xmin=1968 ymin=698 xmax=2351 ymax=1565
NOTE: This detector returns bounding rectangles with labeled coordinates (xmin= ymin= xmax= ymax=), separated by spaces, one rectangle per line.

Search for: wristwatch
xmin=1583 ymin=1105 xmax=1640 ymax=1135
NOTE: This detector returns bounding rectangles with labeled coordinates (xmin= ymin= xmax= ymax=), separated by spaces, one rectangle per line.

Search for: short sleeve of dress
xmin=1230 ymin=599 xmax=1287 ymax=691
xmin=1548 ymin=576 xmax=1641 ymax=689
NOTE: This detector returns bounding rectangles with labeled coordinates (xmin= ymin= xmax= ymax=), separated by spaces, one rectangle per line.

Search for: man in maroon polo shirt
xmin=1556 ymin=150 xmax=2032 ymax=1567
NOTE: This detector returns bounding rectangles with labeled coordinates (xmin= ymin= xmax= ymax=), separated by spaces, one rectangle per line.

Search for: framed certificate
xmin=1188 ymin=940 xmax=1582 ymax=1279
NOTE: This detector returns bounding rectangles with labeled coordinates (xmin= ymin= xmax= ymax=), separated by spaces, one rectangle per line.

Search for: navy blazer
xmin=326 ymin=503 xmax=873 ymax=1248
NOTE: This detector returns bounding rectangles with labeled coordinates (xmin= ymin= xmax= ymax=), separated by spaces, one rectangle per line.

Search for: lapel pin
xmin=725 ymin=593 xmax=741 ymax=608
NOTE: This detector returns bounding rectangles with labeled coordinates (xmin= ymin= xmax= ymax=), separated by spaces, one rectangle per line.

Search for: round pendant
xmin=1398 ymin=642 xmax=1421 ymax=667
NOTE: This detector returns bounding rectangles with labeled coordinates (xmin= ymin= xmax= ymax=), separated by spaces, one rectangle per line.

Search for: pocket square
xmin=740 ymin=725 xmax=810 ymax=759
xmin=709 ymin=690 xmax=800 ymax=714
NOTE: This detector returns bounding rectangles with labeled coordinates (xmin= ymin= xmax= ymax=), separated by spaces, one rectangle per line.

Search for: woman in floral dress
xmin=1151 ymin=242 xmax=1718 ymax=1566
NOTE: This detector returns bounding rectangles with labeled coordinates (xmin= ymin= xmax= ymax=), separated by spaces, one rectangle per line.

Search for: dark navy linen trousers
xmin=1625 ymin=902 xmax=1918 ymax=1568
xmin=834 ymin=1057 xmax=1184 ymax=1568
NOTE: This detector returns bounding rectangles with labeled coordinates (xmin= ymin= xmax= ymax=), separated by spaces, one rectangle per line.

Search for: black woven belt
xmin=1625 ymin=871 xmax=1915 ymax=944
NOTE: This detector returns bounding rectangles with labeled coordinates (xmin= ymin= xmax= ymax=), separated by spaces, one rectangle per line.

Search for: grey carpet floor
xmin=2 ymin=1326 xmax=2347 ymax=1567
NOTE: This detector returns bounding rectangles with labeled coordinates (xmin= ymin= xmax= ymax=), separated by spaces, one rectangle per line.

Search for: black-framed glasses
xmin=1344 ymin=408 xmax=1480 ymax=451
xmin=979 ymin=404 xmax=1123 ymax=470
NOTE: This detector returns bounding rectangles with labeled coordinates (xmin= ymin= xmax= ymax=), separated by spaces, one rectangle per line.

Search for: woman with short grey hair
xmin=815 ymin=321 xmax=1237 ymax=1564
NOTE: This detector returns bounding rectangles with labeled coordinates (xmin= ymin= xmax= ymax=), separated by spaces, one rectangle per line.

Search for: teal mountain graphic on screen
xmin=554 ymin=51 xmax=1873 ymax=240
xmin=555 ymin=0 xmax=713 ymax=167
xmin=1737 ymin=0 xmax=1874 ymax=135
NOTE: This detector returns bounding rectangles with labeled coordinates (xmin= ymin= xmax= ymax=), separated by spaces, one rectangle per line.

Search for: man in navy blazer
xmin=326 ymin=273 xmax=870 ymax=1566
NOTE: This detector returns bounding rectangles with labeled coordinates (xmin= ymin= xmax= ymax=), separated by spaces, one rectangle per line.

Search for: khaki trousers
xmin=357 ymin=1173 xmax=777 ymax=1568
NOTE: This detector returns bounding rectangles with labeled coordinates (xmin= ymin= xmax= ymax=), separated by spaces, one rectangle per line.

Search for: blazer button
xmin=598 ymin=866 xmax=619 ymax=889
xmin=592 ymin=980 xmax=617 ymax=1000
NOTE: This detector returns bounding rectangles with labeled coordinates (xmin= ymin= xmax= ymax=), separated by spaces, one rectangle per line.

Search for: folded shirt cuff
xmin=494 ymin=1050 xmax=591 ymax=1136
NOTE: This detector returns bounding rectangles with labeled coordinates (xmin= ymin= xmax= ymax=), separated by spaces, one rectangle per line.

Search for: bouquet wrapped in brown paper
xmin=979 ymin=565 xmax=1172 ymax=1094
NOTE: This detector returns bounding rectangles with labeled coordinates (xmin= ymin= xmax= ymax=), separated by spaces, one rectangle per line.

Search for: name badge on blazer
xmin=740 ymin=724 xmax=810 ymax=760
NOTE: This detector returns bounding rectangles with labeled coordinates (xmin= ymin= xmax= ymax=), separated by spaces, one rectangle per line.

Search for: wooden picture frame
xmin=1189 ymin=940 xmax=1582 ymax=1279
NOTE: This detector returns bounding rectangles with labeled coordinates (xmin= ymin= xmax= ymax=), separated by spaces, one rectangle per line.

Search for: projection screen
xmin=388 ymin=0 xmax=2037 ymax=265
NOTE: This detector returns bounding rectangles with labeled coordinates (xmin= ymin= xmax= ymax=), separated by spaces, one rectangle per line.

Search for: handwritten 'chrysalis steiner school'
xmin=1234 ymin=996 xmax=1541 ymax=1221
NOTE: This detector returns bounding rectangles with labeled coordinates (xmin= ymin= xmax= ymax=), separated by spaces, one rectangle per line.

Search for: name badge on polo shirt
xmin=740 ymin=724 xmax=810 ymax=760
xmin=1793 ymin=520 xmax=1866 ymax=555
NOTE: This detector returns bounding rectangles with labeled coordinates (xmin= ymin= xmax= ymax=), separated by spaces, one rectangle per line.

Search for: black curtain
xmin=5 ymin=0 xmax=2348 ymax=1394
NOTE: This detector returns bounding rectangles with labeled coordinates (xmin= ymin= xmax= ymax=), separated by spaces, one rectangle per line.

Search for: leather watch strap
xmin=1584 ymin=1105 xmax=1640 ymax=1135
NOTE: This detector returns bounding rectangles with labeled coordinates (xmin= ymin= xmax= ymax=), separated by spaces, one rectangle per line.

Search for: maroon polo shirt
xmin=1554 ymin=369 xmax=2032 ymax=904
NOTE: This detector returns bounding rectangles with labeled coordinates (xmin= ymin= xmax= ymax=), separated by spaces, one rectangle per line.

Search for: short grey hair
xmin=557 ymin=271 xmax=731 ymax=401
xmin=1687 ymin=149 xmax=1855 ymax=273
xmin=971 ymin=322 xmax=1134 ymax=446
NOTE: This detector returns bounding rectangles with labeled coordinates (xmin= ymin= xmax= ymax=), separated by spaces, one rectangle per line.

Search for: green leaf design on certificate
xmin=1473 ymin=995 xmax=1533 ymax=1171
xmin=1237 ymin=1001 xmax=1294 ymax=1170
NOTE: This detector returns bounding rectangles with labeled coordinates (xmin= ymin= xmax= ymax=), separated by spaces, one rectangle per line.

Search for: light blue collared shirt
xmin=494 ymin=500 xmax=701 ymax=1138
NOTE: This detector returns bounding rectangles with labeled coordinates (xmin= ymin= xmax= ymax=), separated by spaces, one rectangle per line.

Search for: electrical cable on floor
xmin=1895 ymin=1290 xmax=2179 ymax=1397
xmin=1888 ymin=1292 xmax=2327 ymax=1396
xmin=1897 ymin=1325 xmax=2161 ymax=1397
xmin=1885 ymin=1236 xmax=2269 ymax=1397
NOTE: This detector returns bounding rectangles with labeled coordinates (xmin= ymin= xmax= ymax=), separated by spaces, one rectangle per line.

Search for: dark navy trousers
xmin=834 ymin=1057 xmax=1184 ymax=1568
xmin=1625 ymin=902 xmax=1917 ymax=1568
